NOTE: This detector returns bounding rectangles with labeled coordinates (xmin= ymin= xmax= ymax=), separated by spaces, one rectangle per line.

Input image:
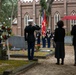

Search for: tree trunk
xmin=47 ymin=0 xmax=54 ymax=13
xmin=0 ymin=0 xmax=2 ymax=10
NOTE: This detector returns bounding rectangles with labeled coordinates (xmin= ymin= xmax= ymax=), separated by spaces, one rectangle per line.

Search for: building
xmin=12 ymin=0 xmax=76 ymax=36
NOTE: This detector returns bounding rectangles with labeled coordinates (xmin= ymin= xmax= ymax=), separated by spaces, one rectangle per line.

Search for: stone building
xmin=12 ymin=0 xmax=76 ymax=36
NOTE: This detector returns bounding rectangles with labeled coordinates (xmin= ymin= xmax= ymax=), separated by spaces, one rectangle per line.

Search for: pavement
xmin=18 ymin=45 xmax=76 ymax=75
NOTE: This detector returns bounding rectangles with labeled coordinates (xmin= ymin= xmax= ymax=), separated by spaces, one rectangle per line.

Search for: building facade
xmin=12 ymin=0 xmax=76 ymax=36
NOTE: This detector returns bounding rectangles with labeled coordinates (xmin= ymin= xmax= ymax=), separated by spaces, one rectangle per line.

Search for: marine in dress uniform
xmin=36 ymin=30 xmax=41 ymax=44
xmin=24 ymin=19 xmax=41 ymax=60
xmin=46 ymin=30 xmax=52 ymax=48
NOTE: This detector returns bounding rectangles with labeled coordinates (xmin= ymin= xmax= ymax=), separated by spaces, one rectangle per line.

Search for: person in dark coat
xmin=36 ymin=30 xmax=41 ymax=44
xmin=54 ymin=20 xmax=65 ymax=65
xmin=46 ymin=30 xmax=52 ymax=48
xmin=71 ymin=25 xmax=76 ymax=66
xmin=24 ymin=19 xmax=41 ymax=60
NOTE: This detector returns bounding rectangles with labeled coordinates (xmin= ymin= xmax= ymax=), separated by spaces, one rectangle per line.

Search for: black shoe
xmin=74 ymin=64 xmax=76 ymax=66
xmin=61 ymin=63 xmax=64 ymax=65
xmin=56 ymin=63 xmax=59 ymax=65
xmin=33 ymin=58 xmax=38 ymax=61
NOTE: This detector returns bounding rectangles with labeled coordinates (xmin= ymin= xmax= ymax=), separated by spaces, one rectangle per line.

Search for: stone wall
xmin=7 ymin=36 xmax=27 ymax=49
xmin=7 ymin=36 xmax=73 ymax=50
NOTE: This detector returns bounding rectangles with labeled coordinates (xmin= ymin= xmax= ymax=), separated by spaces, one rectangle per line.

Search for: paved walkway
xmin=19 ymin=46 xmax=76 ymax=75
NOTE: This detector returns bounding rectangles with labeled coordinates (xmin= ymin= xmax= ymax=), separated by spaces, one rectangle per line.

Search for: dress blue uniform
xmin=46 ymin=30 xmax=52 ymax=48
xmin=36 ymin=31 xmax=41 ymax=44
xmin=24 ymin=19 xmax=41 ymax=60
xmin=42 ymin=35 xmax=46 ymax=48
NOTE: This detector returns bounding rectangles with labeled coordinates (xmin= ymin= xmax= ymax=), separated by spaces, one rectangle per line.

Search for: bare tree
xmin=0 ymin=0 xmax=2 ymax=10
xmin=46 ymin=0 xmax=54 ymax=29
xmin=0 ymin=0 xmax=5 ymax=9
xmin=10 ymin=0 xmax=18 ymax=26
xmin=47 ymin=0 xmax=54 ymax=13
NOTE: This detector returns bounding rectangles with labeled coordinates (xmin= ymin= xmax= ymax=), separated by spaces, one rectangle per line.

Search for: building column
xmin=33 ymin=0 xmax=36 ymax=24
xmin=17 ymin=1 xmax=21 ymax=36
xmin=64 ymin=0 xmax=68 ymax=33
xmin=48 ymin=16 xmax=51 ymax=29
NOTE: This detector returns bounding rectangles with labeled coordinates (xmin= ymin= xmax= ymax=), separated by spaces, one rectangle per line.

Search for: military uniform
xmin=36 ymin=31 xmax=41 ymax=44
xmin=24 ymin=19 xmax=41 ymax=60
xmin=46 ymin=30 xmax=52 ymax=48
xmin=42 ymin=35 xmax=46 ymax=48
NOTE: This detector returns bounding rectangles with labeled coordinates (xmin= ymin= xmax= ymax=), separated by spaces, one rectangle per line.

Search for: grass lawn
xmin=0 ymin=60 xmax=32 ymax=74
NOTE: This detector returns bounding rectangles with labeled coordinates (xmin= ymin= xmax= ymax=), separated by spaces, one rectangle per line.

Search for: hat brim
xmin=28 ymin=19 xmax=33 ymax=22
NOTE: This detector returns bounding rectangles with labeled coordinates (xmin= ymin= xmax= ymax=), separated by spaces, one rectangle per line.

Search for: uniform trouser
xmin=42 ymin=38 xmax=46 ymax=48
xmin=37 ymin=38 xmax=40 ymax=44
xmin=47 ymin=38 xmax=51 ymax=48
xmin=27 ymin=42 xmax=35 ymax=60
xmin=74 ymin=46 xmax=76 ymax=64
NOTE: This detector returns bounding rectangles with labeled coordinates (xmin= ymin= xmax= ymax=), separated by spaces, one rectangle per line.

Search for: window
xmin=54 ymin=12 xmax=60 ymax=29
xmin=24 ymin=14 xmax=30 ymax=28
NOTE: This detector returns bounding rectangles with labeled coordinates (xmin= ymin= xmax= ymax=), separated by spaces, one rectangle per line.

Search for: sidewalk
xmin=19 ymin=45 xmax=76 ymax=75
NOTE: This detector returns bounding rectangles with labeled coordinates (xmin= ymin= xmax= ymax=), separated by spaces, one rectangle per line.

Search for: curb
xmin=3 ymin=61 xmax=38 ymax=75
xmin=46 ymin=51 xmax=55 ymax=59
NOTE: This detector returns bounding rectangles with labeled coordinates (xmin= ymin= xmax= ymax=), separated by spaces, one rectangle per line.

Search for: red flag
xmin=41 ymin=11 xmax=47 ymax=36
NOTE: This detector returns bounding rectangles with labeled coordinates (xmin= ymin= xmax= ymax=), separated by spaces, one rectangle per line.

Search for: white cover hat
xmin=28 ymin=19 xmax=33 ymax=22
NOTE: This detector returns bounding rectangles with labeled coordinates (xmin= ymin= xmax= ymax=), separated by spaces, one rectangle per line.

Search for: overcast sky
xmin=20 ymin=0 xmax=39 ymax=2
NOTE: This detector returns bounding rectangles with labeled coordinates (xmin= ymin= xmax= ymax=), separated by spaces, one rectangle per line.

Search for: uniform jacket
xmin=46 ymin=31 xmax=52 ymax=39
xmin=24 ymin=25 xmax=40 ymax=42
xmin=36 ymin=32 xmax=41 ymax=39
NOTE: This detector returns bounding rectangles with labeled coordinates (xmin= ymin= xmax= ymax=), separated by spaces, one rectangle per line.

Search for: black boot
xmin=56 ymin=58 xmax=60 ymax=65
xmin=74 ymin=62 xmax=76 ymax=66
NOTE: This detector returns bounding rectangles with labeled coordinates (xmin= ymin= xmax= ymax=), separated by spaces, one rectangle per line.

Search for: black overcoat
xmin=24 ymin=25 xmax=40 ymax=43
xmin=54 ymin=27 xmax=65 ymax=59
xmin=71 ymin=25 xmax=76 ymax=46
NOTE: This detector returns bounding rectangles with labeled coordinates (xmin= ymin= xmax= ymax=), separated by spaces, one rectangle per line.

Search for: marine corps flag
xmin=41 ymin=10 xmax=47 ymax=36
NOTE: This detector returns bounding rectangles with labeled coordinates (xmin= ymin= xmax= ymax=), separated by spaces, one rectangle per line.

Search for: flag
xmin=41 ymin=10 xmax=47 ymax=36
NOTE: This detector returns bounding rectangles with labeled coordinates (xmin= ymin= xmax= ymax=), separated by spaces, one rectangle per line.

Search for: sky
xmin=20 ymin=0 xmax=39 ymax=2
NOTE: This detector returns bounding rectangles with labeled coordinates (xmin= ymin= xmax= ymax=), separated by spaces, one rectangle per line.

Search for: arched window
xmin=70 ymin=11 xmax=76 ymax=30
xmin=54 ymin=12 xmax=60 ymax=29
xmin=24 ymin=14 xmax=30 ymax=28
